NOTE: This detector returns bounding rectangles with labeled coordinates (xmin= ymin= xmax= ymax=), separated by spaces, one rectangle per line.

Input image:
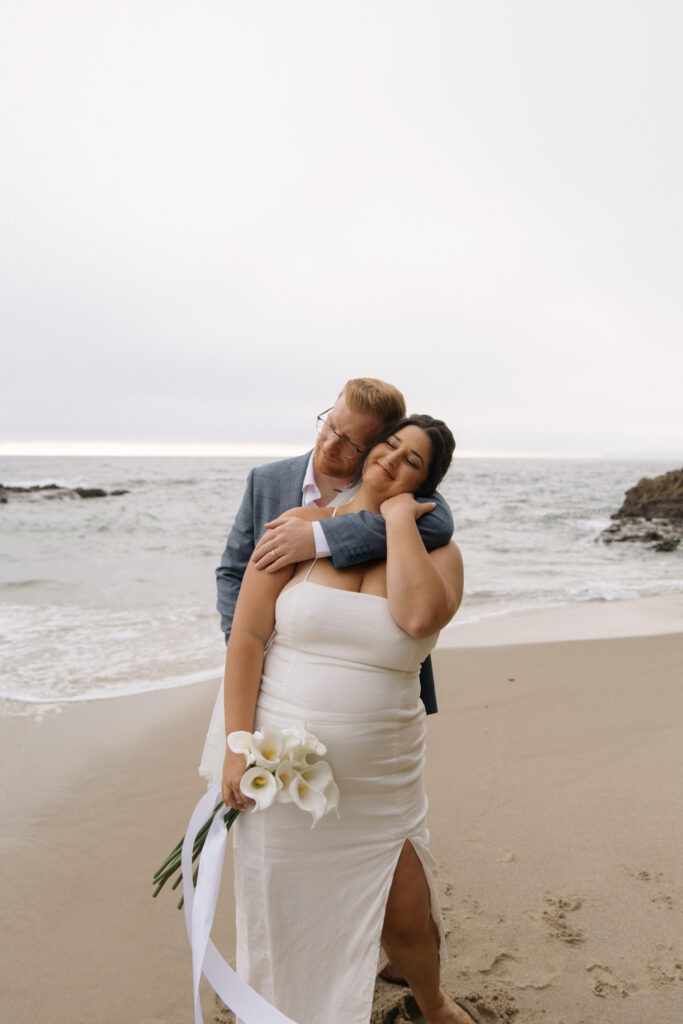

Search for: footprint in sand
xmin=625 ymin=866 xmax=665 ymax=884
xmin=624 ymin=866 xmax=676 ymax=912
xmin=480 ymin=950 xmax=559 ymax=993
xmin=533 ymin=892 xmax=585 ymax=946
xmin=460 ymin=895 xmax=483 ymax=919
xmin=586 ymin=963 xmax=638 ymax=999
xmin=646 ymin=942 xmax=683 ymax=987
xmin=438 ymin=879 xmax=455 ymax=913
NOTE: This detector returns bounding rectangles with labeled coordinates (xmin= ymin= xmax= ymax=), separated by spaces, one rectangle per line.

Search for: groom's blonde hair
xmin=341 ymin=378 xmax=406 ymax=428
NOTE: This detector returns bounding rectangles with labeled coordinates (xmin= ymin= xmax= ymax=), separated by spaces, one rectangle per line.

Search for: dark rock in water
xmin=654 ymin=537 xmax=680 ymax=552
xmin=0 ymin=482 xmax=129 ymax=503
xmin=601 ymin=467 xmax=683 ymax=552
xmin=74 ymin=487 xmax=108 ymax=498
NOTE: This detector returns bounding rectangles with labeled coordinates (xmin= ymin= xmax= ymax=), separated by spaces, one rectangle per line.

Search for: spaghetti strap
xmin=304 ymin=506 xmax=338 ymax=581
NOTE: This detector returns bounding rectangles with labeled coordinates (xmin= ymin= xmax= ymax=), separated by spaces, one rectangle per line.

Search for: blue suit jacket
xmin=216 ymin=451 xmax=453 ymax=714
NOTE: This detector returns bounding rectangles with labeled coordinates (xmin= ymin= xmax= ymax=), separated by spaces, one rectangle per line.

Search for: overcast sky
xmin=1 ymin=1 xmax=682 ymax=457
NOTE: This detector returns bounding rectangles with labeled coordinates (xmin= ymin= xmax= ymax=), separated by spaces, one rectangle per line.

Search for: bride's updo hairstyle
xmin=365 ymin=414 xmax=456 ymax=497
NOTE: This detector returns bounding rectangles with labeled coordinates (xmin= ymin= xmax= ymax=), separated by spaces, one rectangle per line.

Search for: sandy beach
xmin=2 ymin=621 xmax=682 ymax=1023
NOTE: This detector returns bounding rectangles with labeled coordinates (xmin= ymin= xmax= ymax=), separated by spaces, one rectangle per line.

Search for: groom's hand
xmin=253 ymin=515 xmax=317 ymax=572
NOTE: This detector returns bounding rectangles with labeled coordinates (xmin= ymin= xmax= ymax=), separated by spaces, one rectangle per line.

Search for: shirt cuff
xmin=312 ymin=520 xmax=332 ymax=558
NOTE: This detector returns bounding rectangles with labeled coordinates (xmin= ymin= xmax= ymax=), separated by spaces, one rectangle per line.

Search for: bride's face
xmin=363 ymin=425 xmax=433 ymax=498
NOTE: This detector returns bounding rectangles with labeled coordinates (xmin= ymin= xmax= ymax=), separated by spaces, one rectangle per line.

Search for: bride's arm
xmin=222 ymin=558 xmax=295 ymax=809
xmin=381 ymin=493 xmax=463 ymax=639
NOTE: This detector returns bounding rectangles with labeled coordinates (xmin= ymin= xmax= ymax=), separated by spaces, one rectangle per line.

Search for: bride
xmin=209 ymin=414 xmax=471 ymax=1024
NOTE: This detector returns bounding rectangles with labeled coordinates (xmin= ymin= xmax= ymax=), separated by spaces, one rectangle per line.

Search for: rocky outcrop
xmin=613 ymin=468 xmax=683 ymax=521
xmin=602 ymin=468 xmax=683 ymax=552
xmin=0 ymin=483 xmax=129 ymax=503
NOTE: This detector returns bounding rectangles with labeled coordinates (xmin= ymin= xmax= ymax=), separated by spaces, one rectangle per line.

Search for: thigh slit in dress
xmin=200 ymin=573 xmax=445 ymax=1024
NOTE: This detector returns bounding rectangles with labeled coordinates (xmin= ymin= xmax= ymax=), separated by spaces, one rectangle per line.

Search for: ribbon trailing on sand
xmin=181 ymin=784 xmax=298 ymax=1024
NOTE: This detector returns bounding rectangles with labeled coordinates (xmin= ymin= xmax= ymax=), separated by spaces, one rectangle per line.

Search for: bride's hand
xmin=380 ymin=493 xmax=436 ymax=522
xmin=222 ymin=749 xmax=256 ymax=811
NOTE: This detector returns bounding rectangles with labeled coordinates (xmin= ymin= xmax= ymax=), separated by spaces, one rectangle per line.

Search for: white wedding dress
xmin=200 ymin=563 xmax=445 ymax=1024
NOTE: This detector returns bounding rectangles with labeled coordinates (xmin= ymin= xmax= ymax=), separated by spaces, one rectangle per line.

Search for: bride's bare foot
xmin=426 ymin=989 xmax=478 ymax=1024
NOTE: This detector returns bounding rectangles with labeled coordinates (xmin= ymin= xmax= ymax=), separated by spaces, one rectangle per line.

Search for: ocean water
xmin=1 ymin=455 xmax=681 ymax=713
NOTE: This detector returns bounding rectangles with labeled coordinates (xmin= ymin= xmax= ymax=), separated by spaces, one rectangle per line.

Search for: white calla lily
xmin=324 ymin=781 xmax=340 ymax=818
xmin=289 ymin=759 xmax=340 ymax=824
xmin=289 ymin=774 xmax=328 ymax=823
xmin=306 ymin=763 xmax=340 ymax=819
xmin=240 ymin=766 xmax=280 ymax=810
xmin=300 ymin=760 xmax=334 ymax=789
xmin=250 ymin=726 xmax=288 ymax=768
xmin=282 ymin=724 xmax=328 ymax=767
xmin=227 ymin=730 xmax=257 ymax=764
xmin=273 ymin=759 xmax=299 ymax=803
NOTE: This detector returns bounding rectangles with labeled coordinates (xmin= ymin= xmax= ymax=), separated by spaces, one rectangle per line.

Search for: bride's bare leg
xmin=381 ymin=842 xmax=476 ymax=1024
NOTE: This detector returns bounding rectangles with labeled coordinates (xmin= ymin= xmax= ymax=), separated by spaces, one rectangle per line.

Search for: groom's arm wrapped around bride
xmin=317 ymin=496 xmax=453 ymax=567
xmin=215 ymin=450 xmax=453 ymax=651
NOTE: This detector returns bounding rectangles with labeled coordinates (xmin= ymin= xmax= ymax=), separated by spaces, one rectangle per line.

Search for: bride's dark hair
xmin=363 ymin=414 xmax=455 ymax=497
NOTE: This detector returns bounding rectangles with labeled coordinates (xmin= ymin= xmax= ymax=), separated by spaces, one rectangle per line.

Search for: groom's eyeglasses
xmin=315 ymin=409 xmax=366 ymax=460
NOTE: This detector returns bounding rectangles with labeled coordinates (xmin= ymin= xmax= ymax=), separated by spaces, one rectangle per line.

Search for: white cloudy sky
xmin=1 ymin=1 xmax=682 ymax=456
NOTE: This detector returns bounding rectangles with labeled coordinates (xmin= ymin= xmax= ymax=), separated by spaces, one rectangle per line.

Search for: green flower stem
xmin=152 ymin=879 xmax=168 ymax=899
xmin=153 ymin=800 xmax=240 ymax=909
xmin=154 ymin=800 xmax=223 ymax=881
xmin=153 ymin=800 xmax=223 ymax=884
xmin=153 ymin=846 xmax=183 ymax=881
xmin=176 ymin=867 xmax=200 ymax=910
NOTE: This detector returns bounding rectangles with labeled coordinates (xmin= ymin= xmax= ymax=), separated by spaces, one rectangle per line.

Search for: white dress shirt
xmin=301 ymin=453 xmax=360 ymax=557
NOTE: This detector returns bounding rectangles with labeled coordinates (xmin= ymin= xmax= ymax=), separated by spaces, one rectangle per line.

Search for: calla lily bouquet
xmin=153 ymin=724 xmax=339 ymax=908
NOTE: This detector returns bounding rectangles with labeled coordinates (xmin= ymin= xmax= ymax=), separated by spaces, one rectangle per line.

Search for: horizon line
xmin=0 ymin=440 xmax=679 ymax=460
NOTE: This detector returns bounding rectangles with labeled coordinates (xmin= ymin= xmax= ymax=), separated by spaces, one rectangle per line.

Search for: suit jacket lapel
xmin=280 ymin=451 xmax=312 ymax=511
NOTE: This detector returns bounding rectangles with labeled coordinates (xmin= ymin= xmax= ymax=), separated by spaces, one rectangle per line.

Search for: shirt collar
xmin=301 ymin=452 xmax=360 ymax=508
xmin=301 ymin=452 xmax=321 ymax=508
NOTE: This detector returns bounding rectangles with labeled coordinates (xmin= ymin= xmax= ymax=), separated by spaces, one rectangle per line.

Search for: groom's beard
xmin=313 ymin=440 xmax=357 ymax=481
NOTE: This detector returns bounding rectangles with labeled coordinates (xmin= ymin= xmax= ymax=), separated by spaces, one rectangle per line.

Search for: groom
xmin=215 ymin=376 xmax=453 ymax=714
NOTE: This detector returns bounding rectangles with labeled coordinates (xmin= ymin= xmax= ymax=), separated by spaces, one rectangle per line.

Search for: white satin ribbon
xmin=181 ymin=784 xmax=298 ymax=1024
